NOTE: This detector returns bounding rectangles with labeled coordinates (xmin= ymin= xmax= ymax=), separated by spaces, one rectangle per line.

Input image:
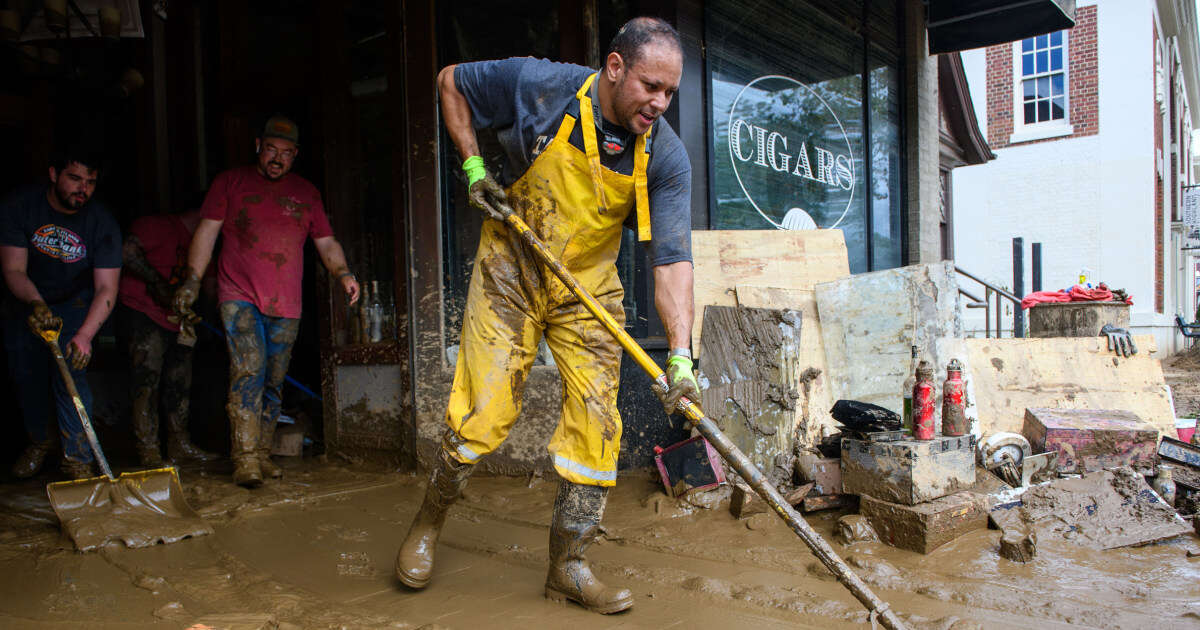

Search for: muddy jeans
xmin=219 ymin=301 xmax=300 ymax=460
xmin=2 ymin=301 xmax=93 ymax=464
xmin=116 ymin=305 xmax=193 ymax=451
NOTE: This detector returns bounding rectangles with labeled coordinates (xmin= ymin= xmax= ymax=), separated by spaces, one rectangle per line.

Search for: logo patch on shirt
xmin=30 ymin=224 xmax=86 ymax=263
xmin=532 ymin=135 xmax=550 ymax=158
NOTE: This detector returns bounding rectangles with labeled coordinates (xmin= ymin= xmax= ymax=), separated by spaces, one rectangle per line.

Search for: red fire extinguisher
xmin=942 ymin=359 xmax=966 ymax=437
xmin=913 ymin=360 xmax=936 ymax=440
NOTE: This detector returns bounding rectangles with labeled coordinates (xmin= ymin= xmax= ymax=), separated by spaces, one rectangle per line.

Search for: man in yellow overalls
xmin=395 ymin=17 xmax=699 ymax=614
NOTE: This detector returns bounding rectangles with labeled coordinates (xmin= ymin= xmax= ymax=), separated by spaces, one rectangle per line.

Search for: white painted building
xmin=952 ymin=0 xmax=1200 ymax=353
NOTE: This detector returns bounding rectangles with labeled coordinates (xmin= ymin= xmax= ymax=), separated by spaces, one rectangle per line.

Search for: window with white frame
xmin=1019 ymin=31 xmax=1067 ymax=125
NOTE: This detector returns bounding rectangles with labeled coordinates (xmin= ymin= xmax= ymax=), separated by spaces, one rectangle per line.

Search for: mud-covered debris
xmin=998 ymin=528 xmax=1037 ymax=562
xmin=152 ymin=601 xmax=187 ymax=620
xmin=836 ymin=514 xmax=879 ymax=545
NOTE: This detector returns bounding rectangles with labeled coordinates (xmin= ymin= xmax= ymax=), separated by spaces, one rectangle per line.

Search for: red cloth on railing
xmin=1021 ymin=283 xmax=1132 ymax=309
xmin=1020 ymin=290 xmax=1070 ymax=310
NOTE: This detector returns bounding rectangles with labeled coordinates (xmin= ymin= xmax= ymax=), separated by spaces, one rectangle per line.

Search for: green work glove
xmin=658 ymin=355 xmax=701 ymax=416
xmin=463 ymin=156 xmax=510 ymax=221
xmin=170 ymin=272 xmax=202 ymax=323
xmin=26 ymin=300 xmax=62 ymax=336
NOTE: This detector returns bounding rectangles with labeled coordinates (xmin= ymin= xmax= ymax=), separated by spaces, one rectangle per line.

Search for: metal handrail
xmin=955 ymin=266 xmax=1023 ymax=338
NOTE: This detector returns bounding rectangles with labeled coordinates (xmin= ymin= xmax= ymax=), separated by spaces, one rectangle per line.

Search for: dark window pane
xmin=708 ymin=0 xmax=868 ymax=271
xmin=1022 ymin=38 xmax=1033 ymax=52
xmin=869 ymin=59 xmax=902 ymax=270
xmin=1037 ymin=100 xmax=1049 ymax=121
xmin=1023 ymin=79 xmax=1036 ymax=99
xmin=1025 ymin=102 xmax=1036 ymax=124
xmin=1037 ymin=76 xmax=1049 ymax=97
xmin=1050 ymin=49 xmax=1063 ymax=71
xmin=1051 ymin=97 xmax=1065 ymax=119
xmin=1037 ymin=34 xmax=1048 ymax=48
xmin=1051 ymin=74 xmax=1064 ymax=96
xmin=1037 ymin=50 xmax=1047 ymax=73
xmin=1050 ymin=31 xmax=1062 ymax=46
xmin=1023 ymin=53 xmax=1034 ymax=75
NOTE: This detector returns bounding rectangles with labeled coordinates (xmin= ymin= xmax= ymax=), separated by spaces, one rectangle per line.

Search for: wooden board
xmin=966 ymin=336 xmax=1173 ymax=437
xmin=700 ymin=306 xmax=802 ymax=472
xmin=691 ymin=230 xmax=850 ymax=356
xmin=733 ymin=286 xmax=836 ymax=446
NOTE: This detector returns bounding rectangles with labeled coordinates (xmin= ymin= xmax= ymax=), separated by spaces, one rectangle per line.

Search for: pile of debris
xmin=654 ymin=229 xmax=1198 ymax=566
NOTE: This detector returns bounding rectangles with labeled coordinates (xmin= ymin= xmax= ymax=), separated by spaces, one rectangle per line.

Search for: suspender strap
xmin=575 ymin=73 xmax=653 ymax=241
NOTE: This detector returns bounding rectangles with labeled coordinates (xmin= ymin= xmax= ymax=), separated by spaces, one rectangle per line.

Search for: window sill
xmin=1008 ymin=123 xmax=1074 ymax=145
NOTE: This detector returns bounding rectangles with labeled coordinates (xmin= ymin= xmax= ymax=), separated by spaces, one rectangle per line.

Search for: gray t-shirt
xmin=454 ymin=57 xmax=692 ymax=266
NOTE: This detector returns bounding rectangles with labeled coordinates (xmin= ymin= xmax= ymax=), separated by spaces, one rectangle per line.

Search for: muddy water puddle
xmin=0 ymin=460 xmax=1197 ymax=629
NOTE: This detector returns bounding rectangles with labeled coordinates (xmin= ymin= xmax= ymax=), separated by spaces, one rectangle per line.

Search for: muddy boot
xmin=544 ymin=481 xmax=633 ymax=614
xmin=166 ymin=433 xmax=218 ymax=463
xmin=12 ymin=439 xmax=53 ymax=478
xmin=230 ymin=405 xmax=263 ymax=488
xmin=60 ymin=458 xmax=95 ymax=480
xmin=137 ymin=443 xmax=164 ymax=467
xmin=256 ymin=419 xmax=282 ymax=479
xmin=132 ymin=406 xmax=163 ymax=468
xmin=395 ymin=448 xmax=475 ymax=588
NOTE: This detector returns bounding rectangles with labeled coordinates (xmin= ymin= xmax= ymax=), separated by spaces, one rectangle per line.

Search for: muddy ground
xmin=0 ymin=452 xmax=1197 ymax=630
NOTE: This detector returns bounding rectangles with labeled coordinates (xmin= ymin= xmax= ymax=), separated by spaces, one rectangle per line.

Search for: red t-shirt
xmin=201 ymin=166 xmax=334 ymax=318
xmin=117 ymin=214 xmax=193 ymax=332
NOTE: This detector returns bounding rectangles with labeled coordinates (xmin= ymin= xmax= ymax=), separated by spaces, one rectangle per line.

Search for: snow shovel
xmin=36 ymin=321 xmax=212 ymax=552
xmin=492 ymin=203 xmax=909 ymax=630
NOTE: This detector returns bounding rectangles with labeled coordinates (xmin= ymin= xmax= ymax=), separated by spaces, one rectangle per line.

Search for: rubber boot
xmin=60 ymin=458 xmax=95 ymax=481
xmin=164 ymin=391 xmax=217 ymax=463
xmin=131 ymin=391 xmax=164 ymax=467
xmin=229 ymin=405 xmax=262 ymax=488
xmin=395 ymin=448 xmax=475 ymax=588
xmin=544 ymin=481 xmax=633 ymax=614
xmin=166 ymin=432 xmax=218 ymax=463
xmin=256 ymin=418 xmax=282 ymax=479
xmin=11 ymin=439 xmax=53 ymax=478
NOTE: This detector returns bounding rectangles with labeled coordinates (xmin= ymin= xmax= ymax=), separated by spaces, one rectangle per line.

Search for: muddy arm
xmin=652 ymin=260 xmax=694 ymax=350
xmin=314 ymin=235 xmax=360 ymax=306
xmin=438 ymin=64 xmax=481 ymax=160
xmin=122 ymin=235 xmax=167 ymax=286
xmin=0 ymin=245 xmax=44 ymax=304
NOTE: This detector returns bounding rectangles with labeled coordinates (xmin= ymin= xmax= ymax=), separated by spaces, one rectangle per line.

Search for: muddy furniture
xmin=1028 ymin=301 xmax=1130 ymax=337
xmin=840 ymin=435 xmax=975 ymax=505
xmin=1023 ymin=408 xmax=1158 ymax=474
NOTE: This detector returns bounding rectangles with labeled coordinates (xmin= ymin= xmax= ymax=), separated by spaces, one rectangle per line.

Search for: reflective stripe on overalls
xmin=443 ymin=73 xmax=651 ymax=486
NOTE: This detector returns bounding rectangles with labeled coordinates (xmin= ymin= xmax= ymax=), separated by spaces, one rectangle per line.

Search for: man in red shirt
xmin=116 ymin=195 xmax=217 ymax=466
xmin=173 ymin=117 xmax=360 ymax=487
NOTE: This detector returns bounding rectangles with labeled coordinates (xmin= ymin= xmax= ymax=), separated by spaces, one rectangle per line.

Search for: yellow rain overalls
xmin=444 ymin=73 xmax=652 ymax=486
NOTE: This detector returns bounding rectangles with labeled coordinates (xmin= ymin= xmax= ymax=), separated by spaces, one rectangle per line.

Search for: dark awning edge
xmin=928 ymin=0 xmax=1077 ymax=55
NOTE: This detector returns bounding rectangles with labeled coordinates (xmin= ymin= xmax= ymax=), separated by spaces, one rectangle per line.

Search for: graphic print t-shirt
xmin=201 ymin=166 xmax=333 ymax=318
xmin=0 ymin=185 xmax=122 ymax=306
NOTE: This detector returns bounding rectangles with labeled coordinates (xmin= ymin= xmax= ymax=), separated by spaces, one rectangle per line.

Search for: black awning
xmin=928 ymin=0 xmax=1077 ymax=54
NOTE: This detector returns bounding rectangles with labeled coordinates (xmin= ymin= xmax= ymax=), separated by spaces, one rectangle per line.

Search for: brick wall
xmin=985 ymin=4 xmax=1098 ymax=148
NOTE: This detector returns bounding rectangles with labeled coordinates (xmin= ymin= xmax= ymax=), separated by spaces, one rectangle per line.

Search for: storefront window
xmin=706 ymin=0 xmax=902 ymax=273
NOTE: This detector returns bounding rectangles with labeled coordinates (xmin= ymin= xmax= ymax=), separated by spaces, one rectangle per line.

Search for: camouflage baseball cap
xmin=262 ymin=116 xmax=299 ymax=144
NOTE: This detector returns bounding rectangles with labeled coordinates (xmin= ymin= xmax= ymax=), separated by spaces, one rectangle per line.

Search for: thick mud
xmin=0 ymin=457 xmax=1197 ymax=629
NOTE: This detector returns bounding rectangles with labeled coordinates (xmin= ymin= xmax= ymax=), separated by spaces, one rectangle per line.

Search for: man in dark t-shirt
xmin=395 ymin=17 xmax=699 ymax=614
xmin=0 ymin=147 xmax=121 ymax=479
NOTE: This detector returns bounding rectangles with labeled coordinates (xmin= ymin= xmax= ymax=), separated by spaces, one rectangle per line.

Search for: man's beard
xmin=55 ymin=187 xmax=87 ymax=209
xmin=263 ymin=161 xmax=287 ymax=180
